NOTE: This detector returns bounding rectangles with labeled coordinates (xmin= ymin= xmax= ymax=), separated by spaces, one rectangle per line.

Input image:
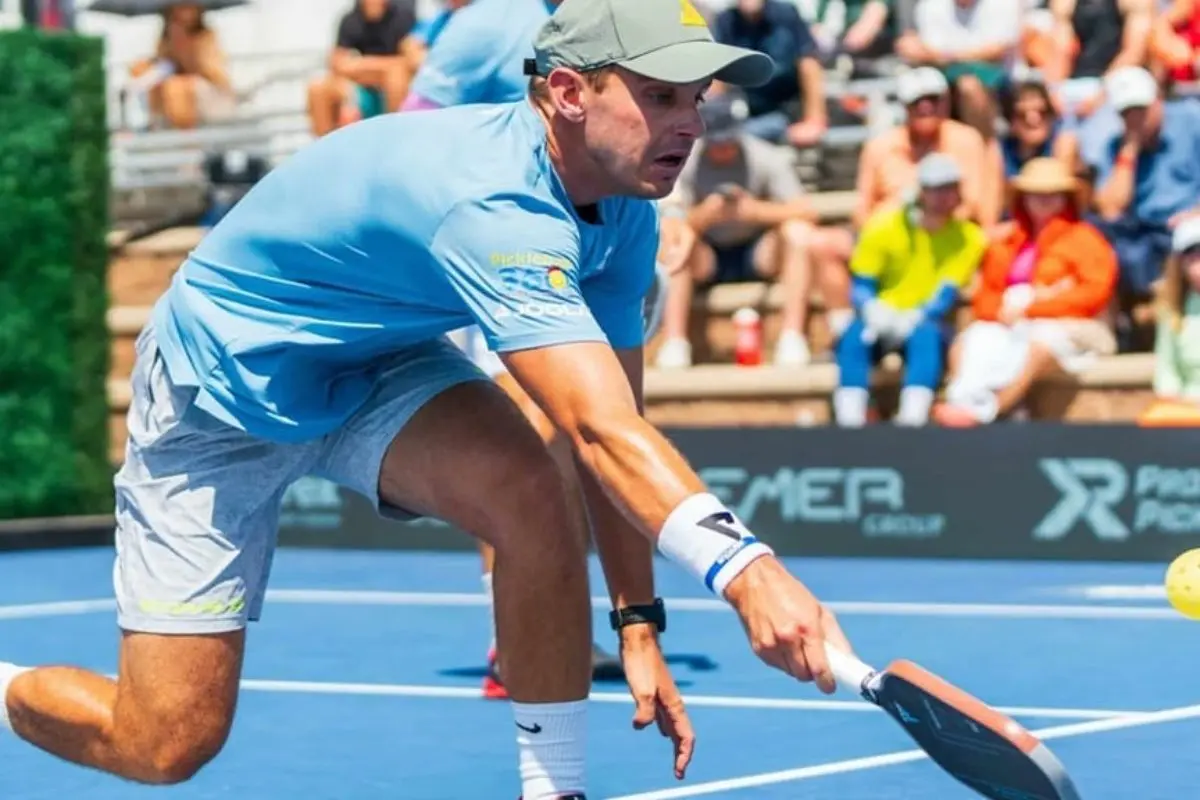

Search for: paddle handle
xmin=824 ymin=643 xmax=878 ymax=698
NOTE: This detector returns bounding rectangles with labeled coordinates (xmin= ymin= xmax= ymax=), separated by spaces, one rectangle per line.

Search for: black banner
xmin=275 ymin=425 xmax=1200 ymax=563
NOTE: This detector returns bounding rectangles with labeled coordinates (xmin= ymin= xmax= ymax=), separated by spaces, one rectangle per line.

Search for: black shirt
xmin=713 ymin=1 xmax=816 ymax=118
xmin=336 ymin=0 xmax=417 ymax=56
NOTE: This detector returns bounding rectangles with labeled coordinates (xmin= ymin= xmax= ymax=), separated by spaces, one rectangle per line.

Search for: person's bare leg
xmin=809 ymin=227 xmax=856 ymax=349
xmin=307 ymin=75 xmax=341 ymax=136
xmin=381 ymin=58 xmax=414 ymax=111
xmin=655 ymin=243 xmax=713 ymax=368
xmin=758 ymin=222 xmax=813 ymax=336
xmin=159 ymin=75 xmax=199 ymax=130
xmin=5 ymin=630 xmax=244 ymax=784
xmin=378 ymin=381 xmax=592 ymax=704
xmin=478 ymin=371 xmax=599 ymax=694
xmin=993 ymin=342 xmax=1058 ymax=417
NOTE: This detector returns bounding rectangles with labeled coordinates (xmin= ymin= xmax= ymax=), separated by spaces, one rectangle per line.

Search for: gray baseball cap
xmin=525 ymin=0 xmax=774 ymax=88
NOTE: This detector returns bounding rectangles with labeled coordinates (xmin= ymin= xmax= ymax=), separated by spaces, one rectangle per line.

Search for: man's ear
xmin=547 ymin=68 xmax=587 ymax=123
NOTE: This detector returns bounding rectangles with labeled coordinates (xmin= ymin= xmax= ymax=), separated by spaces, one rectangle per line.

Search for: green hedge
xmin=0 ymin=30 xmax=111 ymax=519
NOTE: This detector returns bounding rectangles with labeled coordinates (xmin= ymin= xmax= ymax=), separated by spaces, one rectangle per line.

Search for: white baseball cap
xmin=897 ymin=67 xmax=949 ymax=104
xmin=916 ymin=153 xmax=962 ymax=188
xmin=1104 ymin=66 xmax=1159 ymax=112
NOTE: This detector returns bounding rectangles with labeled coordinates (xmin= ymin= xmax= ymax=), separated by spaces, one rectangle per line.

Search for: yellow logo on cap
xmin=679 ymin=0 xmax=706 ymax=26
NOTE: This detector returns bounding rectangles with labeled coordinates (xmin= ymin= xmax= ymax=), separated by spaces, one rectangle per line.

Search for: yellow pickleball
xmin=1165 ymin=549 xmax=1200 ymax=620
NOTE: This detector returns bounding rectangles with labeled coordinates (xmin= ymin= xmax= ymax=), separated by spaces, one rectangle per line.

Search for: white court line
xmin=234 ymin=678 xmax=1132 ymax=720
xmin=0 ymin=599 xmax=114 ymax=620
xmin=265 ymin=590 xmax=1184 ymax=621
xmin=605 ymin=702 xmax=1200 ymax=800
xmin=0 ymin=591 xmax=1183 ymax=621
xmin=1072 ymin=585 xmax=1167 ymax=601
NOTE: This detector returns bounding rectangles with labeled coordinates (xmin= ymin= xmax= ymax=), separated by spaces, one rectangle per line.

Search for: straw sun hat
xmin=1008 ymin=157 xmax=1085 ymax=211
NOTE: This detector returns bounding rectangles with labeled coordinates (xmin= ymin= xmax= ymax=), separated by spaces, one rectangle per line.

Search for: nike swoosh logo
xmin=515 ymin=722 xmax=542 ymax=734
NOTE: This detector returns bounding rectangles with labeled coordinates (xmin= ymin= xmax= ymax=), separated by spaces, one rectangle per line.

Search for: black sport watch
xmin=609 ymin=598 xmax=667 ymax=633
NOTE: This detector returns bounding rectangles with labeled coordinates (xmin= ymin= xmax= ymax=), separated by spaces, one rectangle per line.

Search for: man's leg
xmin=808 ymin=226 xmax=857 ymax=348
xmin=833 ymin=317 xmax=874 ymax=426
xmin=655 ymin=240 xmax=715 ymax=369
xmin=316 ymin=339 xmax=596 ymax=797
xmin=897 ymin=319 xmax=945 ymax=426
xmin=1 ymin=329 xmax=310 ymax=783
xmin=5 ymin=632 xmax=244 ymax=784
xmin=751 ymin=222 xmax=814 ymax=366
xmin=477 ymin=369 xmax=591 ymax=700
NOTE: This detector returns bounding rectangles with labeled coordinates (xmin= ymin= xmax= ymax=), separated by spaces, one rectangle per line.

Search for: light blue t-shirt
xmin=409 ymin=0 xmax=554 ymax=106
xmin=153 ymin=100 xmax=658 ymax=443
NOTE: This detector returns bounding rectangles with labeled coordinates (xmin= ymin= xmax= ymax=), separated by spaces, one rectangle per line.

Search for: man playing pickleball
xmin=0 ymin=1 xmax=852 ymax=798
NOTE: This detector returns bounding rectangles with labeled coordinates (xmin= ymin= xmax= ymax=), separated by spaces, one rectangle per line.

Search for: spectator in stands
xmin=1087 ymin=65 xmax=1200 ymax=348
xmin=935 ymin=158 xmax=1117 ymax=425
xmin=896 ymin=0 xmax=1023 ymax=139
xmin=809 ymin=0 xmax=899 ymax=69
xmin=1044 ymin=0 xmax=1153 ymax=124
xmin=307 ymin=0 xmax=419 ymax=137
xmin=834 ymin=154 xmax=987 ymax=427
xmin=654 ymin=91 xmax=823 ymax=369
xmin=1140 ymin=216 xmax=1200 ymax=423
xmin=712 ymin=0 xmax=828 ymax=147
xmin=128 ymin=3 xmax=235 ymax=130
xmin=1151 ymin=0 xmax=1200 ymax=83
xmin=814 ymin=67 xmax=1000 ymax=345
xmin=854 ymin=67 xmax=1003 ymax=229
xmin=998 ymin=76 xmax=1080 ymax=181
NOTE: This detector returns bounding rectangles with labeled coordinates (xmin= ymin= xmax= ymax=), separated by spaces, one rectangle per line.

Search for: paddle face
xmin=870 ymin=660 xmax=1081 ymax=800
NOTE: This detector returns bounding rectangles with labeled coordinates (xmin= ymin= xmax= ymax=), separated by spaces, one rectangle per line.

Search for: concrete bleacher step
xmin=643 ymin=355 xmax=1158 ymax=427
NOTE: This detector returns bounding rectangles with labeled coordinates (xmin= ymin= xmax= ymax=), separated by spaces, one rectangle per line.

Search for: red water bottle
xmin=732 ymin=307 xmax=762 ymax=366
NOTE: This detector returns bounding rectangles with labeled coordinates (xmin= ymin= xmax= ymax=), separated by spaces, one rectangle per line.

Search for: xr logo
xmin=1033 ymin=459 xmax=1130 ymax=541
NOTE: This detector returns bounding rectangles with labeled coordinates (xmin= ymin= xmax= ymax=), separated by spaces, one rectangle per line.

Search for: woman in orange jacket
xmin=934 ymin=158 xmax=1118 ymax=425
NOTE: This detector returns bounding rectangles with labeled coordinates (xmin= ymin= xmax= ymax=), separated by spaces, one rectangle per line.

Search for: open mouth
xmin=653 ymin=154 xmax=686 ymax=169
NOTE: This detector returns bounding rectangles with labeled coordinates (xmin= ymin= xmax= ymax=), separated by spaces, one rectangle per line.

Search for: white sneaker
xmin=655 ymin=337 xmax=692 ymax=369
xmin=773 ymin=330 xmax=811 ymax=366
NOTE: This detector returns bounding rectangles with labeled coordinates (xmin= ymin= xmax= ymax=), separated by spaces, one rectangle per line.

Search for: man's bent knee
xmin=777 ymin=219 xmax=813 ymax=251
xmin=134 ymin=725 xmax=229 ymax=785
xmin=115 ymin=629 xmax=243 ymax=784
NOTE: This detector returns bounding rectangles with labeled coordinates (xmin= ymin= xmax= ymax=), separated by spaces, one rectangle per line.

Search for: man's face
xmin=906 ymin=93 xmax=948 ymax=138
xmin=1121 ymin=100 xmax=1162 ymax=142
xmin=359 ymin=0 xmax=388 ymax=21
xmin=577 ymin=68 xmax=707 ymax=200
xmin=737 ymin=0 xmax=766 ymax=16
xmin=921 ymin=183 xmax=960 ymax=219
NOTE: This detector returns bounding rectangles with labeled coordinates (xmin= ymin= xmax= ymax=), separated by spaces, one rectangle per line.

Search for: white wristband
xmin=656 ymin=493 xmax=774 ymax=598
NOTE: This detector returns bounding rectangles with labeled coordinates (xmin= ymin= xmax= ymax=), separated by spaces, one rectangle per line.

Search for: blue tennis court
xmin=1 ymin=547 xmax=1196 ymax=799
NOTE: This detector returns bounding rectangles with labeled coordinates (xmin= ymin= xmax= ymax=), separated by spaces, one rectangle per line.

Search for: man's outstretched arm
xmin=501 ymin=341 xmax=850 ymax=693
xmin=575 ymin=346 xmax=656 ymax=612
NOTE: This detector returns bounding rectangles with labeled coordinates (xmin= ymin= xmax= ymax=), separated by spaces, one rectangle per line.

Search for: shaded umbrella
xmin=87 ymin=0 xmax=248 ymax=16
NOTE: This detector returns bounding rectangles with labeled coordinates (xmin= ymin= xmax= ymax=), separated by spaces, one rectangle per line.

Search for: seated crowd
xmin=121 ymin=0 xmax=1200 ymax=427
xmin=652 ymin=0 xmax=1200 ymax=428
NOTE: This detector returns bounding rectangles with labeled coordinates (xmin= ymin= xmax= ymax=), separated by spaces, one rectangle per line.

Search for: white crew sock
xmin=0 ymin=663 xmax=31 ymax=732
xmin=834 ymin=387 xmax=869 ymax=427
xmin=482 ymin=572 xmax=496 ymax=651
xmin=513 ymin=699 xmax=587 ymax=799
xmin=896 ymin=386 xmax=934 ymax=426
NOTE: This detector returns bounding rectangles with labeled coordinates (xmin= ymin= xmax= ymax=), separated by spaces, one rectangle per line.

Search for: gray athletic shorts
xmin=113 ymin=325 xmax=488 ymax=635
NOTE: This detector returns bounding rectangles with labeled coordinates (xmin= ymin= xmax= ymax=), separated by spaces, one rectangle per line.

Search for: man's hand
xmin=620 ymin=626 xmax=696 ymax=780
xmin=724 ymin=558 xmax=852 ymax=695
xmin=786 ymin=117 xmax=828 ymax=148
